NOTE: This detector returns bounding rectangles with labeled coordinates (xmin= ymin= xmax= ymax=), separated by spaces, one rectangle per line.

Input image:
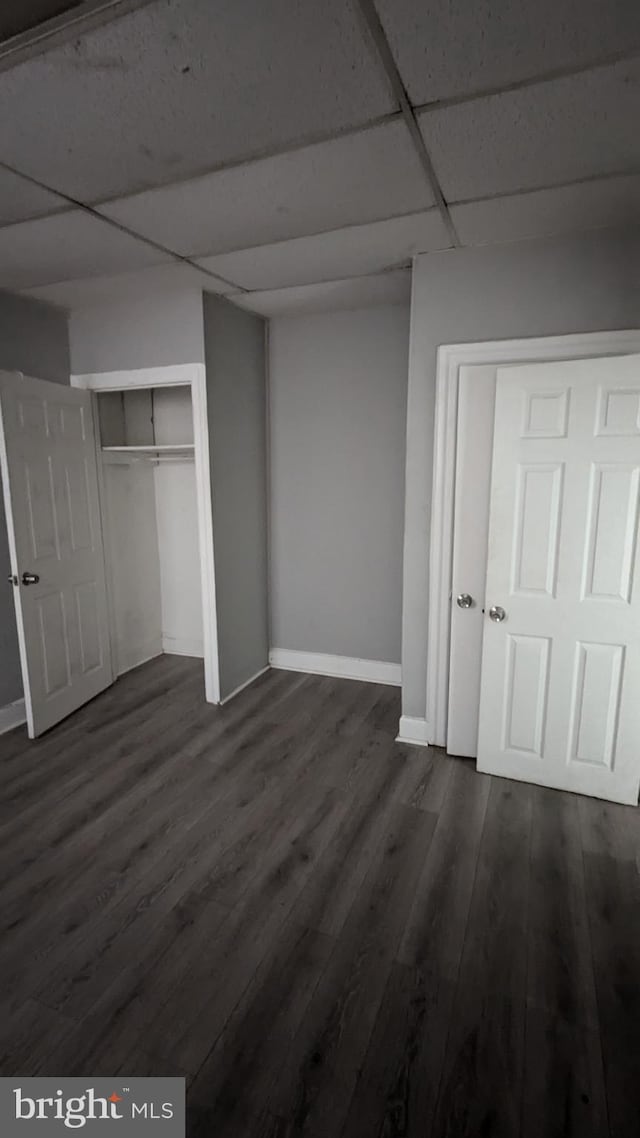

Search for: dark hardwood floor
xmin=1 ymin=655 xmax=638 ymax=1136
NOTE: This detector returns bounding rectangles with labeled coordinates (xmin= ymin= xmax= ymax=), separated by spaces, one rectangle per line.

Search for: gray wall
xmin=0 ymin=290 xmax=70 ymax=707
xmin=402 ymin=225 xmax=640 ymax=719
xmin=203 ymin=293 xmax=269 ymax=699
xmin=70 ymin=286 xmax=205 ymax=372
xmin=269 ymin=304 xmax=410 ymax=664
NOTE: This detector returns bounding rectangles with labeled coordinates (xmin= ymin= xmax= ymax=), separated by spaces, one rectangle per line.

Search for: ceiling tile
xmin=0 ymin=210 xmax=170 ymax=290
xmin=375 ymin=0 xmax=640 ymax=105
xmin=197 ymin=210 xmax=449 ymax=291
xmin=0 ymin=0 xmax=395 ymax=201
xmin=23 ymin=259 xmax=237 ymax=309
xmin=452 ymin=175 xmax=640 ymax=246
xmin=230 ymin=269 xmax=411 ymax=317
xmin=419 ymin=60 xmax=640 ymax=201
xmin=0 ymin=164 xmax=67 ymax=226
xmin=99 ymin=122 xmax=433 ymax=257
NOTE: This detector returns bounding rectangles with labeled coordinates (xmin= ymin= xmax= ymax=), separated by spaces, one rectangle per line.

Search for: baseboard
xmin=269 ymin=648 xmax=401 ymax=687
xmin=0 ymin=697 xmax=26 ymax=735
xmin=162 ymin=635 xmax=204 ymax=658
xmin=116 ymin=638 xmax=163 ymax=677
xmin=396 ymin=715 xmax=431 ymax=747
xmin=220 ymin=665 xmax=270 ymax=706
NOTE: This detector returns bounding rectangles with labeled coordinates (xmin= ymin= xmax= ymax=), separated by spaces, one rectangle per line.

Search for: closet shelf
xmin=101 ymin=444 xmax=195 ymax=456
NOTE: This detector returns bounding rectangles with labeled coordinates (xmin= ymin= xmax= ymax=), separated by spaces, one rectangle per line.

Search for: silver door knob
xmin=489 ymin=605 xmax=506 ymax=622
xmin=456 ymin=593 xmax=474 ymax=609
xmin=21 ymin=572 xmax=39 ymax=585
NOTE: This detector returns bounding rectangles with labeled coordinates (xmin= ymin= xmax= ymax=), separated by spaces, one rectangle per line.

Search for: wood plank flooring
xmin=1 ymin=655 xmax=639 ymax=1137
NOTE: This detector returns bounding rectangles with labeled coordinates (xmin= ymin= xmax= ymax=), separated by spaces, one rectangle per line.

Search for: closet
xmin=96 ymin=385 xmax=204 ymax=678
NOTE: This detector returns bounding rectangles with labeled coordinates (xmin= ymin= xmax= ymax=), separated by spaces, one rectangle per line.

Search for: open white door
xmin=477 ymin=354 xmax=640 ymax=805
xmin=0 ymin=372 xmax=113 ymax=737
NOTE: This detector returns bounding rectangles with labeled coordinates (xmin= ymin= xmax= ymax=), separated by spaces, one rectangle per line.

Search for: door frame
xmin=71 ymin=363 xmax=220 ymax=705
xmin=427 ymin=329 xmax=640 ymax=749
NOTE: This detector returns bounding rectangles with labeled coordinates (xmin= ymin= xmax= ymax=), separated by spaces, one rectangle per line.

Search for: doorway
xmin=73 ymin=363 xmax=219 ymax=708
xmin=0 ymin=364 xmax=220 ymax=737
xmin=427 ymin=331 xmax=640 ymax=804
xmin=97 ymin=384 xmax=203 ymax=679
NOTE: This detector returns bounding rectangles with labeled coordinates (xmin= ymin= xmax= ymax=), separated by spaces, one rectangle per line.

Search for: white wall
xmin=70 ymin=285 xmax=205 ymax=373
xmin=269 ymin=304 xmax=409 ymax=666
xmin=203 ymin=293 xmax=269 ymax=700
xmin=154 ymin=460 xmax=203 ymax=657
xmin=402 ymin=225 xmax=640 ymax=720
xmin=103 ymin=461 xmax=163 ymax=675
xmin=104 ymin=458 xmax=202 ymax=672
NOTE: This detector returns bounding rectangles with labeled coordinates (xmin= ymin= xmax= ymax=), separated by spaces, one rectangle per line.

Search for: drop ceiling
xmin=0 ymin=0 xmax=636 ymax=312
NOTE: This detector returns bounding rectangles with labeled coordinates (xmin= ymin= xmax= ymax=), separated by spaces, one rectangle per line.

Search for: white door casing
xmin=477 ymin=355 xmax=640 ymax=804
xmin=71 ymin=364 xmax=220 ymax=705
xmin=0 ymin=372 xmax=113 ymax=736
xmin=430 ymin=331 xmax=640 ymax=752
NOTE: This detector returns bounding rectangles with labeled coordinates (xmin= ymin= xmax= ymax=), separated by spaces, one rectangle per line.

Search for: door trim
xmin=71 ymin=363 xmax=221 ymax=705
xmin=428 ymin=329 xmax=640 ymax=749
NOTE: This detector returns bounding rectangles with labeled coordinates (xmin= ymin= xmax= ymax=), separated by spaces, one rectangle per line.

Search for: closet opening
xmin=96 ymin=383 xmax=205 ymax=683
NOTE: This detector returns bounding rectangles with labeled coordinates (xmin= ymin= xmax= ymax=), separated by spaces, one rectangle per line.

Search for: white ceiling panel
xmin=230 ymin=269 xmax=411 ymax=318
xmin=452 ymin=175 xmax=640 ymax=247
xmin=419 ymin=60 xmax=640 ymax=202
xmin=197 ymin=210 xmax=449 ymax=291
xmin=0 ymin=0 xmax=395 ymax=201
xmin=0 ymin=165 xmax=67 ymax=226
xmin=0 ymin=209 xmax=170 ymax=290
xmin=99 ymin=122 xmax=433 ymax=257
xmin=375 ymin=0 xmax=640 ymax=106
xmin=23 ymin=259 xmax=236 ymax=309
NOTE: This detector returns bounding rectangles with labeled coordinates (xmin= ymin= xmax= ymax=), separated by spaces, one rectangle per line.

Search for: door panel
xmin=502 ymin=633 xmax=551 ymax=757
xmin=582 ymin=464 xmax=639 ymax=601
xmin=595 ymin=383 xmax=640 ymax=436
xmin=38 ymin=591 xmax=71 ymax=695
xmin=0 ymin=372 xmax=113 ymax=736
xmin=567 ymin=641 xmax=624 ymax=769
xmin=521 ymin=387 xmax=570 ymax=437
xmin=477 ymin=354 xmax=640 ymax=804
xmin=511 ymin=462 xmax=563 ymax=596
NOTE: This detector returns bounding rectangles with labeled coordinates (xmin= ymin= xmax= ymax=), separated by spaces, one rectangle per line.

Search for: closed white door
xmin=0 ymin=372 xmax=113 ymax=737
xmin=477 ymin=354 xmax=640 ymax=805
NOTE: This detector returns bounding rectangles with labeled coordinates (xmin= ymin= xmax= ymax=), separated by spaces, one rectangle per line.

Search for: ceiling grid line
xmin=88 ymin=112 xmax=406 ymax=210
xmin=415 ymin=45 xmax=640 ymax=117
xmin=0 ymin=156 xmax=246 ymax=293
xmin=354 ymin=0 xmax=460 ymax=247
xmin=190 ymin=206 xmax=441 ymax=263
xmin=450 ymin=167 xmax=640 ymax=209
xmin=1 ymin=163 xmax=637 ymax=262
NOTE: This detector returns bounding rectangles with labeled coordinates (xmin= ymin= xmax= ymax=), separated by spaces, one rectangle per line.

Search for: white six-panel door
xmin=0 ymin=373 xmax=113 ymax=737
xmin=477 ymin=355 xmax=640 ymax=805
